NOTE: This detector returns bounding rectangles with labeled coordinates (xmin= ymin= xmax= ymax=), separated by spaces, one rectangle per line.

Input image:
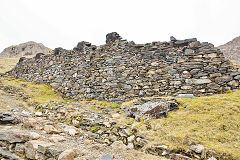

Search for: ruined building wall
xmin=7 ymin=33 xmax=240 ymax=102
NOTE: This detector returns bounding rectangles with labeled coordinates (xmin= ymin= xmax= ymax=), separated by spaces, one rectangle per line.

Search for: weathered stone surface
xmin=176 ymin=94 xmax=194 ymax=98
xmin=58 ymin=149 xmax=75 ymax=160
xmin=0 ymin=147 xmax=22 ymax=160
xmin=0 ymin=129 xmax=30 ymax=143
xmin=15 ymin=143 xmax=25 ymax=155
xmin=0 ymin=112 xmax=19 ymax=124
xmin=127 ymin=98 xmax=178 ymax=119
xmin=49 ymin=135 xmax=66 ymax=143
xmin=234 ymin=75 xmax=240 ymax=80
xmin=215 ymin=76 xmax=232 ymax=83
xmin=35 ymin=111 xmax=43 ymax=116
xmin=193 ymin=79 xmax=211 ymax=85
xmin=74 ymin=41 xmax=91 ymax=52
xmin=106 ymin=32 xmax=122 ymax=44
xmin=44 ymin=125 xmax=61 ymax=134
xmin=24 ymin=140 xmax=46 ymax=159
xmin=48 ymin=147 xmax=63 ymax=158
xmin=29 ymin=132 xmax=41 ymax=140
xmin=189 ymin=144 xmax=205 ymax=154
xmin=170 ymin=154 xmax=193 ymax=160
xmin=64 ymin=126 xmax=78 ymax=136
xmin=38 ymin=143 xmax=54 ymax=154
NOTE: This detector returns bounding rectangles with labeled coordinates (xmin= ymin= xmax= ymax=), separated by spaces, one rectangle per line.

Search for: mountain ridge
xmin=0 ymin=41 xmax=51 ymax=58
xmin=218 ymin=36 xmax=240 ymax=65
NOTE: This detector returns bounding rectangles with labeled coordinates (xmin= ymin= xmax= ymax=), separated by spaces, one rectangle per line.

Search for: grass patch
xmin=134 ymin=91 xmax=240 ymax=159
xmin=112 ymin=104 xmax=121 ymax=108
xmin=0 ymin=58 xmax=19 ymax=73
xmin=0 ymin=77 xmax=65 ymax=105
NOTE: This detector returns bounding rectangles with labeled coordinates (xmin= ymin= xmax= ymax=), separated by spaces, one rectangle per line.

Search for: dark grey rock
xmin=0 ymin=130 xmax=29 ymax=143
xmin=106 ymin=32 xmax=122 ymax=44
xmin=0 ymin=113 xmax=19 ymax=124
xmin=170 ymin=36 xmax=177 ymax=42
xmin=0 ymin=147 xmax=22 ymax=160
xmin=74 ymin=41 xmax=91 ymax=52
xmin=47 ymin=147 xmax=63 ymax=158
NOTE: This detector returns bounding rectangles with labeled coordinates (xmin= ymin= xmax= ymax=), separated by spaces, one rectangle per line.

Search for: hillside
xmin=0 ymin=41 xmax=51 ymax=58
xmin=218 ymin=36 xmax=240 ymax=65
xmin=0 ymin=58 xmax=19 ymax=73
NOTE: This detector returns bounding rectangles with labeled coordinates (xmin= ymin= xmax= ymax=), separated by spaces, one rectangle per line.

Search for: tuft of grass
xmin=135 ymin=90 xmax=240 ymax=159
xmin=0 ymin=77 xmax=66 ymax=105
xmin=0 ymin=58 xmax=19 ymax=73
xmin=112 ymin=104 xmax=121 ymax=108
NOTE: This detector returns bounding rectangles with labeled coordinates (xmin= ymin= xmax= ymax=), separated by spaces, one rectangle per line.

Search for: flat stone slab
xmin=0 ymin=129 xmax=30 ymax=143
xmin=0 ymin=112 xmax=19 ymax=124
xmin=176 ymin=94 xmax=194 ymax=98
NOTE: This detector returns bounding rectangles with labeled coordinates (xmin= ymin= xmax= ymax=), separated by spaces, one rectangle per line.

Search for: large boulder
xmin=126 ymin=98 xmax=178 ymax=120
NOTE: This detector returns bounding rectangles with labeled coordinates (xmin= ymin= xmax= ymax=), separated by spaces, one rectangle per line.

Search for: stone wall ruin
xmin=7 ymin=32 xmax=240 ymax=102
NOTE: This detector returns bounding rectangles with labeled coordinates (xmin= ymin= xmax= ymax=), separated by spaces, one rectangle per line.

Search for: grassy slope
xmin=0 ymin=58 xmax=19 ymax=73
xmin=129 ymin=91 xmax=240 ymax=159
xmin=0 ymin=77 xmax=66 ymax=105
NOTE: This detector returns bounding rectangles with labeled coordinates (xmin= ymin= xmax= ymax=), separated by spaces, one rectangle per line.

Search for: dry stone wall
xmin=7 ymin=32 xmax=240 ymax=102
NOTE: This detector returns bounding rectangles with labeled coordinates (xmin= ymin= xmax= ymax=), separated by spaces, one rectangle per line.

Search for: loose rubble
xmin=0 ymin=97 xmax=222 ymax=159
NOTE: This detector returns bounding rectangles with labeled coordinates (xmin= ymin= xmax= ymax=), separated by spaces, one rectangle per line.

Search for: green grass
xmin=0 ymin=77 xmax=65 ymax=104
xmin=131 ymin=91 xmax=240 ymax=159
xmin=112 ymin=104 xmax=121 ymax=108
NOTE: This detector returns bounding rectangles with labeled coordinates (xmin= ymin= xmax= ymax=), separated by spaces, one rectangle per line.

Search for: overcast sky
xmin=0 ymin=0 xmax=240 ymax=51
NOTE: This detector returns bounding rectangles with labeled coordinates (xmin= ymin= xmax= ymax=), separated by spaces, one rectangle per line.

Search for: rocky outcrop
xmin=7 ymin=32 xmax=240 ymax=102
xmin=0 ymin=41 xmax=51 ymax=58
xmin=218 ymin=36 xmax=240 ymax=65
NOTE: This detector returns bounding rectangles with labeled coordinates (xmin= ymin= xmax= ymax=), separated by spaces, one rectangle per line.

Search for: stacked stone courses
xmin=8 ymin=32 xmax=240 ymax=102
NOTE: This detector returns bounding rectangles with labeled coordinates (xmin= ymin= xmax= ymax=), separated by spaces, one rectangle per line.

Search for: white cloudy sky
xmin=0 ymin=0 xmax=240 ymax=51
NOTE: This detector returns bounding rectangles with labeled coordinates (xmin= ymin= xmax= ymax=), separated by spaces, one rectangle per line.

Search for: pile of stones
xmin=0 ymin=108 xmax=148 ymax=160
xmin=35 ymin=102 xmax=148 ymax=150
xmin=0 ymin=99 xmax=224 ymax=160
